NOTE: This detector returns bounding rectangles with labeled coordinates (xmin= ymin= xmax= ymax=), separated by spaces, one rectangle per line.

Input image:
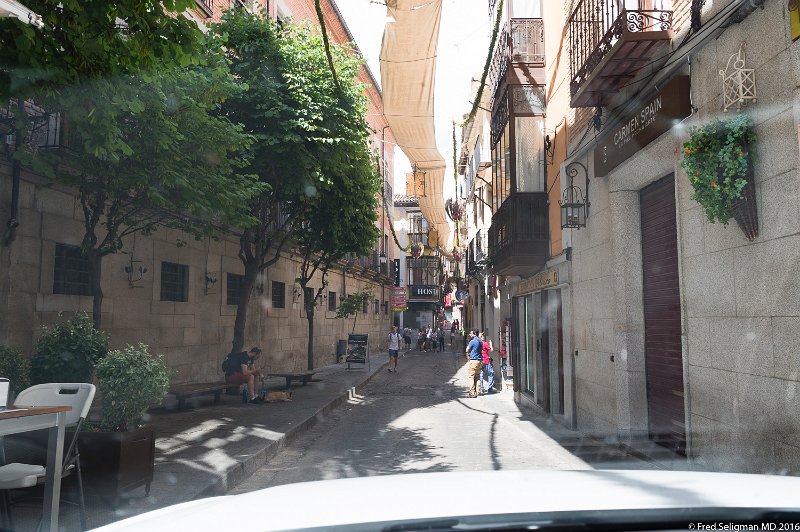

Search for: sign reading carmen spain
xmin=594 ymin=75 xmax=691 ymax=177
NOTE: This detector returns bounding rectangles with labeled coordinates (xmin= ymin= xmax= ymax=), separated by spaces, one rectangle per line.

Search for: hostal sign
xmin=594 ymin=76 xmax=691 ymax=177
xmin=409 ymin=285 xmax=439 ymax=301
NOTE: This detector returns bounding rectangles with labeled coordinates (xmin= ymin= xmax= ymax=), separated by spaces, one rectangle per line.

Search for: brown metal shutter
xmin=640 ymin=174 xmax=686 ymax=455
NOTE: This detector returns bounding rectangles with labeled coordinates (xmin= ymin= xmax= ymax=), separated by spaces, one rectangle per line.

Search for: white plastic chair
xmin=0 ymin=383 xmax=96 ymax=530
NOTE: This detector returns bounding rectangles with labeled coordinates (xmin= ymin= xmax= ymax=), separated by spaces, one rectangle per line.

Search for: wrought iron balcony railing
xmin=568 ymin=0 xmax=673 ymax=102
xmin=488 ymin=22 xmax=509 ymax=106
xmin=489 ymin=18 xmax=545 ymax=106
xmin=510 ymin=18 xmax=545 ymax=63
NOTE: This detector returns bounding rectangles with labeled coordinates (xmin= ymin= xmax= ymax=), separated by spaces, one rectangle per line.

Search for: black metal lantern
xmin=560 ymin=161 xmax=590 ymax=230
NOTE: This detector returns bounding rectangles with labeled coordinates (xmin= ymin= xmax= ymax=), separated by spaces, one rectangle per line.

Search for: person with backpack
xmin=223 ymin=347 xmax=265 ymax=404
xmin=387 ymin=326 xmax=402 ymax=372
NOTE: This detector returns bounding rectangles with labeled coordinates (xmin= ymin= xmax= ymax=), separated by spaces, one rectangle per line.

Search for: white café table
xmin=0 ymin=405 xmax=71 ymax=532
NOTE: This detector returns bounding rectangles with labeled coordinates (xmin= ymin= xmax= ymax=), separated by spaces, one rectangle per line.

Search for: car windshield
xmin=0 ymin=0 xmax=798 ymax=530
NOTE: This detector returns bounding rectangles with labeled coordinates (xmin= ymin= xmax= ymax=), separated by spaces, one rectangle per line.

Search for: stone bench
xmin=169 ymin=382 xmax=229 ymax=410
xmin=270 ymin=372 xmax=317 ymax=389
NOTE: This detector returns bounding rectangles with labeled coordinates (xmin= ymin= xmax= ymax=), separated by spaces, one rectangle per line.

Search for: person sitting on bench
xmin=224 ymin=347 xmax=265 ymax=404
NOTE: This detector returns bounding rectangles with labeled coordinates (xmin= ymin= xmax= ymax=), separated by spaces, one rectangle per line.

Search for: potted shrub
xmin=680 ymin=113 xmax=758 ymax=240
xmin=30 ymin=313 xmax=109 ymax=385
xmin=78 ymin=343 xmax=170 ymax=506
xmin=0 ymin=344 xmax=31 ymax=400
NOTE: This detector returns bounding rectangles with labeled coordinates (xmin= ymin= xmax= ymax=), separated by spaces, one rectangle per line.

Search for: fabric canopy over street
xmin=380 ymin=0 xmax=451 ymax=250
xmin=0 ymin=0 xmax=42 ymax=26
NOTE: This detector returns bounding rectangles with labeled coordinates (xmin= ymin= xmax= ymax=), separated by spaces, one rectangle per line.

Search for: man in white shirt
xmin=387 ymin=326 xmax=402 ymax=372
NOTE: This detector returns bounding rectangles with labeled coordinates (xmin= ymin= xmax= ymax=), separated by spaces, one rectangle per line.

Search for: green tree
xmin=274 ymin=23 xmax=380 ymax=370
xmin=21 ymin=63 xmax=259 ymax=327
xmin=0 ymin=0 xmax=206 ymax=246
xmin=335 ymin=290 xmax=373 ymax=334
xmin=212 ymin=13 xmax=322 ymax=355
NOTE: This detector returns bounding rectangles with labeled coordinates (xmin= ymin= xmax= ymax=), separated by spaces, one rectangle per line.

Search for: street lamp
xmin=560 ymin=161 xmax=590 ymax=230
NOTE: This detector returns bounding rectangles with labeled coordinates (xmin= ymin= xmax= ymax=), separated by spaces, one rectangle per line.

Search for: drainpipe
xmin=3 ymin=99 xmax=24 ymax=247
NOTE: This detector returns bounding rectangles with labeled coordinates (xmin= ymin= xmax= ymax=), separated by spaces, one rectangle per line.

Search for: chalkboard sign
xmin=345 ymin=334 xmax=370 ymax=370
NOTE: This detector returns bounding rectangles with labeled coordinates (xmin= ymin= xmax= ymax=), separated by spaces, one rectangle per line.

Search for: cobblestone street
xmin=232 ymin=348 xmax=656 ymax=493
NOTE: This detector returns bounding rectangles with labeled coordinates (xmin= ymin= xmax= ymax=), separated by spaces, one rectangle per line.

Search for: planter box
xmin=78 ymin=425 xmax=155 ymax=506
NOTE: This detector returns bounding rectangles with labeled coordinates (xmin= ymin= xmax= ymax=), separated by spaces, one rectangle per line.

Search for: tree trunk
xmin=306 ymin=305 xmax=315 ymax=371
xmin=88 ymin=252 xmax=104 ymax=328
xmin=231 ymin=262 xmax=259 ymax=355
xmin=352 ymin=314 xmax=357 ymax=334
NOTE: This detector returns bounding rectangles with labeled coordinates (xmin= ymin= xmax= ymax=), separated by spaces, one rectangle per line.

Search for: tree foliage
xmin=213 ymin=14 xmax=381 ymax=356
xmin=335 ymin=290 xmax=373 ymax=334
xmin=0 ymin=4 xmax=261 ymax=326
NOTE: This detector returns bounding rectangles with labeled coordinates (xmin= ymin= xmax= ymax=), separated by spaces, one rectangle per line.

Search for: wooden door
xmin=640 ymin=174 xmax=686 ymax=455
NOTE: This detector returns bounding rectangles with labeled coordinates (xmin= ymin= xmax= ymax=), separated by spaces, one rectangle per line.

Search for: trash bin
xmin=336 ymin=339 xmax=347 ymax=363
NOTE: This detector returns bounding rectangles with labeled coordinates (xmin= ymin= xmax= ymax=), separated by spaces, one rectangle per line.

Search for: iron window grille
xmin=271 ymin=281 xmax=285 ymax=309
xmin=328 ymin=291 xmax=337 ymax=311
xmin=53 ymin=243 xmax=91 ymax=296
xmin=226 ymin=273 xmax=244 ymax=306
xmin=160 ymin=262 xmax=189 ymax=302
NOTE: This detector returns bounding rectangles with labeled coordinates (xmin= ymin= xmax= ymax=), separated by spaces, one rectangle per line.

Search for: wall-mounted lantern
xmin=124 ymin=253 xmax=147 ymax=288
xmin=204 ymin=272 xmax=217 ymax=295
xmin=720 ymin=44 xmax=756 ymax=112
xmin=560 ymin=161 xmax=590 ymax=230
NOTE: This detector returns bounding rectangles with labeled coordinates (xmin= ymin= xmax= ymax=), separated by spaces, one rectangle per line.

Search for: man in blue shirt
xmin=465 ymin=328 xmax=483 ymax=398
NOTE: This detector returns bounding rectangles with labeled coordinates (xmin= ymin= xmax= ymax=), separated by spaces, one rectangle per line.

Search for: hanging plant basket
xmin=411 ymin=242 xmax=424 ymax=259
xmin=680 ymin=114 xmax=758 ymax=241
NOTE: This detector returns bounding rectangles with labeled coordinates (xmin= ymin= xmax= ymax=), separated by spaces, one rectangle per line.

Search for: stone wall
xmin=0 ymin=167 xmax=391 ymax=384
xmin=675 ymin=0 xmax=800 ymax=473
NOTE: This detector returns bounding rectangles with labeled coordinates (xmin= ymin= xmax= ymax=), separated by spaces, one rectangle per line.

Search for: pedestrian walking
xmin=402 ymin=327 xmax=412 ymax=354
xmin=479 ymin=332 xmax=495 ymax=394
xmin=465 ymin=328 xmax=483 ymax=398
xmin=387 ymin=326 xmax=401 ymax=372
xmin=417 ymin=327 xmax=425 ymax=351
xmin=437 ymin=327 xmax=445 ymax=352
xmin=426 ymin=326 xmax=435 ymax=352
xmin=450 ymin=321 xmax=457 ymax=349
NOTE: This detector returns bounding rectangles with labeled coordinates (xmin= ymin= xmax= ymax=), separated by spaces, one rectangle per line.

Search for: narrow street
xmin=231 ymin=347 xmax=654 ymax=493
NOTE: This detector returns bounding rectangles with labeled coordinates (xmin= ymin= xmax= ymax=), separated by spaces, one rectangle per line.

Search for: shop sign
xmin=409 ymin=285 xmax=439 ymax=301
xmin=594 ymin=75 xmax=691 ymax=177
xmin=391 ymin=287 xmax=407 ymax=311
xmin=518 ymin=269 xmax=558 ymax=295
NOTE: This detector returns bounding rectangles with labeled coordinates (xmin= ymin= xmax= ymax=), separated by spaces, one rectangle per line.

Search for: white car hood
xmin=94 ymin=469 xmax=800 ymax=531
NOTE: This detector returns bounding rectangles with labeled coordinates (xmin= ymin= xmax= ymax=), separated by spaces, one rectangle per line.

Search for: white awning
xmin=380 ymin=0 xmax=450 ymax=250
xmin=0 ymin=0 xmax=42 ymax=27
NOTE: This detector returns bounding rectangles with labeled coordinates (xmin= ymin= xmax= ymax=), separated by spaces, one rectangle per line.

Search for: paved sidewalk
xmin=13 ymin=353 xmax=391 ymax=530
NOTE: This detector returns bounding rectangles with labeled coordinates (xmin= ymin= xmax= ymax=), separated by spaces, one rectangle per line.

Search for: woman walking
xmin=479 ymin=331 xmax=495 ymax=394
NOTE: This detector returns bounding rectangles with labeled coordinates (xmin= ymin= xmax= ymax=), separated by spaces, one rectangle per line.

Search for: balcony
xmin=488 ymin=193 xmax=549 ymax=276
xmin=488 ymin=18 xmax=545 ymax=106
xmin=569 ymin=0 xmax=673 ymax=108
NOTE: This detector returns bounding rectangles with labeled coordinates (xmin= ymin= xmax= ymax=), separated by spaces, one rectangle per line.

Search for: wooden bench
xmin=169 ymin=382 xmax=229 ymax=410
xmin=270 ymin=372 xmax=316 ymax=389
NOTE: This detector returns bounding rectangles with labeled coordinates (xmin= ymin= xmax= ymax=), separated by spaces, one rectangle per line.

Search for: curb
xmin=194 ymin=357 xmax=390 ymax=499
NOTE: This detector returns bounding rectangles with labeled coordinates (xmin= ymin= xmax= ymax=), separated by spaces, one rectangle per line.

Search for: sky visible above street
xmin=336 ymin=0 xmax=492 ymax=198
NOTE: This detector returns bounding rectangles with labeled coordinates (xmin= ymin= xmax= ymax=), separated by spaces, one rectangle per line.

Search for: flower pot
xmin=730 ymin=150 xmax=758 ymax=241
xmin=77 ymin=425 xmax=155 ymax=507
